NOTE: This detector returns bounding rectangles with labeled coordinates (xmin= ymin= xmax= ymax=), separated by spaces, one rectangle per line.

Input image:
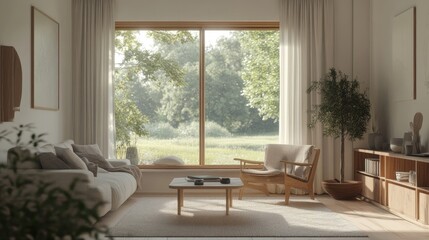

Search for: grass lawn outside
xmin=121 ymin=135 xmax=278 ymax=165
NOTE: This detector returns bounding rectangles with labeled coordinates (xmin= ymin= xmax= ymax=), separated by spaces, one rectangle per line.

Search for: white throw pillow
xmin=54 ymin=139 xmax=75 ymax=152
xmin=36 ymin=144 xmax=56 ymax=154
xmin=153 ymin=156 xmax=184 ymax=166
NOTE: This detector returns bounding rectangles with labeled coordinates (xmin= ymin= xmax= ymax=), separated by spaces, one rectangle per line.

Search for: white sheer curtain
xmin=279 ymin=0 xmax=335 ymax=193
xmin=72 ymin=0 xmax=115 ymax=158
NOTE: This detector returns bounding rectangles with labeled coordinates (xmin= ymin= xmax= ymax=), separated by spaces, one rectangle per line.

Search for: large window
xmin=114 ymin=22 xmax=279 ymax=167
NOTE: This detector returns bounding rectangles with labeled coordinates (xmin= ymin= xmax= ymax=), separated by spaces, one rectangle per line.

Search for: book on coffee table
xmin=186 ymin=175 xmax=221 ymax=182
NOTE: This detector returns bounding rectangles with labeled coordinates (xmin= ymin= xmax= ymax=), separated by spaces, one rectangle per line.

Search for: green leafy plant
xmin=0 ymin=124 xmax=111 ymax=239
xmin=307 ymin=68 xmax=371 ymax=183
xmin=146 ymin=122 xmax=179 ymax=139
xmin=114 ymin=30 xmax=190 ymax=152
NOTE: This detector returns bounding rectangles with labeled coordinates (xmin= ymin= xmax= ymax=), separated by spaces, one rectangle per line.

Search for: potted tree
xmin=307 ymin=68 xmax=371 ymax=199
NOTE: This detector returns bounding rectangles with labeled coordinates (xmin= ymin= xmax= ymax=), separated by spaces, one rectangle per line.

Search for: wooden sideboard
xmin=354 ymin=149 xmax=429 ymax=225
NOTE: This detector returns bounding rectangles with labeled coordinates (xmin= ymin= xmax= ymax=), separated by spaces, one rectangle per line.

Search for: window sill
xmin=138 ymin=165 xmax=241 ymax=170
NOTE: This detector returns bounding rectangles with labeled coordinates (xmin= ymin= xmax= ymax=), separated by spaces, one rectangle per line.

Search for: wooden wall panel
xmin=385 ymin=157 xmax=415 ymax=180
xmin=417 ymin=162 xmax=429 ymax=188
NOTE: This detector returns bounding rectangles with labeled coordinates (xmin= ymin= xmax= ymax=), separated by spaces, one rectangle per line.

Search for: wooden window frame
xmin=115 ymin=22 xmax=279 ymax=169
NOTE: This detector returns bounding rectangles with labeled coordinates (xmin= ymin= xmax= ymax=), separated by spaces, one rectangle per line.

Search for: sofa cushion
xmin=242 ymin=168 xmax=282 ymax=176
xmin=55 ymin=147 xmax=88 ymax=170
xmin=88 ymin=181 xmax=112 ymax=217
xmin=269 ymin=145 xmax=313 ymax=180
xmin=96 ymin=172 xmax=137 ymax=210
xmin=39 ymin=152 xmax=70 ymax=169
xmin=23 ymin=169 xmax=112 ymax=217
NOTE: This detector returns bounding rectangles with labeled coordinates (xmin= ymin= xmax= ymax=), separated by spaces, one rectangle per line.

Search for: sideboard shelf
xmin=385 ymin=178 xmax=416 ymax=189
xmin=356 ymin=170 xmax=380 ymax=179
xmin=354 ymin=148 xmax=429 ymax=225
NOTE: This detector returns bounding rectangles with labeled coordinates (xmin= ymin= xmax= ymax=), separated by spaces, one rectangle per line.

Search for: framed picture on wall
xmin=392 ymin=6 xmax=416 ymax=101
xmin=31 ymin=6 xmax=59 ymax=110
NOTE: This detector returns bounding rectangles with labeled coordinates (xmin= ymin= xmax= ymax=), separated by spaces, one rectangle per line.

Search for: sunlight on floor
xmin=99 ymin=193 xmax=429 ymax=240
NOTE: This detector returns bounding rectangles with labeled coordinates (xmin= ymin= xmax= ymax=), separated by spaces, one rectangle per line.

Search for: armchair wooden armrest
xmin=234 ymin=158 xmax=264 ymax=170
xmin=280 ymin=160 xmax=313 ymax=167
xmin=234 ymin=158 xmax=264 ymax=165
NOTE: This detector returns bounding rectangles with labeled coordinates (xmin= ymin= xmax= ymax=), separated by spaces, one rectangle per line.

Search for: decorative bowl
xmin=390 ymin=138 xmax=403 ymax=153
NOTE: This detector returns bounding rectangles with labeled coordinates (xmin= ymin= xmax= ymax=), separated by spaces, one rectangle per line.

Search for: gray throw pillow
xmin=75 ymin=152 xmax=113 ymax=170
xmin=7 ymin=147 xmax=42 ymax=169
xmin=38 ymin=152 xmax=71 ymax=169
xmin=72 ymin=144 xmax=103 ymax=156
xmin=55 ymin=147 xmax=88 ymax=170
xmin=81 ymin=157 xmax=98 ymax=177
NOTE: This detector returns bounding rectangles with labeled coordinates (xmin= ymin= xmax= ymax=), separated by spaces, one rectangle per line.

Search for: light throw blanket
xmin=76 ymin=152 xmax=142 ymax=191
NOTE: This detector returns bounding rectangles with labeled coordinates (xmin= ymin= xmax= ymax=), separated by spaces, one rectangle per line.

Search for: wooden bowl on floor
xmin=322 ymin=179 xmax=362 ymax=200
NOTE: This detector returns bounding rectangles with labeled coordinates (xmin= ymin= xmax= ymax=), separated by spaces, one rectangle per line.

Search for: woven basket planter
xmin=322 ymin=180 xmax=362 ymax=200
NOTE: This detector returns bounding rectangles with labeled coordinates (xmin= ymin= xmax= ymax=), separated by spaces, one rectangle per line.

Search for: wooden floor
xmin=318 ymin=195 xmax=429 ymax=240
xmin=100 ymin=193 xmax=429 ymax=240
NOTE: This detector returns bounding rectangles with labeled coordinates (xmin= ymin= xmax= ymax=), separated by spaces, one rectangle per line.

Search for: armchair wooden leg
xmin=284 ymin=185 xmax=291 ymax=205
xmin=238 ymin=188 xmax=244 ymax=200
xmin=309 ymin=185 xmax=315 ymax=200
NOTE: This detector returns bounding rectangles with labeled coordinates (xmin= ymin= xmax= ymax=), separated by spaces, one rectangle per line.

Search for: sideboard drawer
xmin=388 ymin=183 xmax=416 ymax=219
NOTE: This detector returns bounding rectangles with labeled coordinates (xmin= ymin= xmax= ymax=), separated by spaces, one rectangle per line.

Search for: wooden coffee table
xmin=168 ymin=177 xmax=243 ymax=215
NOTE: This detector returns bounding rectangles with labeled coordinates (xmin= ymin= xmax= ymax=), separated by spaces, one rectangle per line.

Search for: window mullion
xmin=199 ymin=28 xmax=205 ymax=165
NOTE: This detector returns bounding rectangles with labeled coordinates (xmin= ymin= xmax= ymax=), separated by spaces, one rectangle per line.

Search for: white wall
xmin=371 ymin=0 xmax=429 ymax=151
xmin=0 ymin=0 xmax=72 ymax=162
xmin=116 ymin=0 xmax=279 ymax=22
xmin=334 ymin=0 xmax=371 ymax=181
xmin=115 ymin=0 xmax=370 ymax=191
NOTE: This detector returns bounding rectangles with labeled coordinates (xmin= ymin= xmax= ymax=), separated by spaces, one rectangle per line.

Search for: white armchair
xmin=235 ymin=144 xmax=319 ymax=204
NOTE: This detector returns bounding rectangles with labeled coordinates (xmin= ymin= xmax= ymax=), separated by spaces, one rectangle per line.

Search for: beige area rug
xmin=108 ymin=195 xmax=368 ymax=238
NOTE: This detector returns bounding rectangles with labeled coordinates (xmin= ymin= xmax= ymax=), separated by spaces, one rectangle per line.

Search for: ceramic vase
xmin=368 ymin=133 xmax=376 ymax=150
xmin=368 ymin=133 xmax=382 ymax=150
xmin=126 ymin=146 xmax=139 ymax=165
xmin=374 ymin=134 xmax=384 ymax=150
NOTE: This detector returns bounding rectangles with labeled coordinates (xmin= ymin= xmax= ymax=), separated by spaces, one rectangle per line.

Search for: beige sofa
xmin=6 ymin=140 xmax=137 ymax=217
